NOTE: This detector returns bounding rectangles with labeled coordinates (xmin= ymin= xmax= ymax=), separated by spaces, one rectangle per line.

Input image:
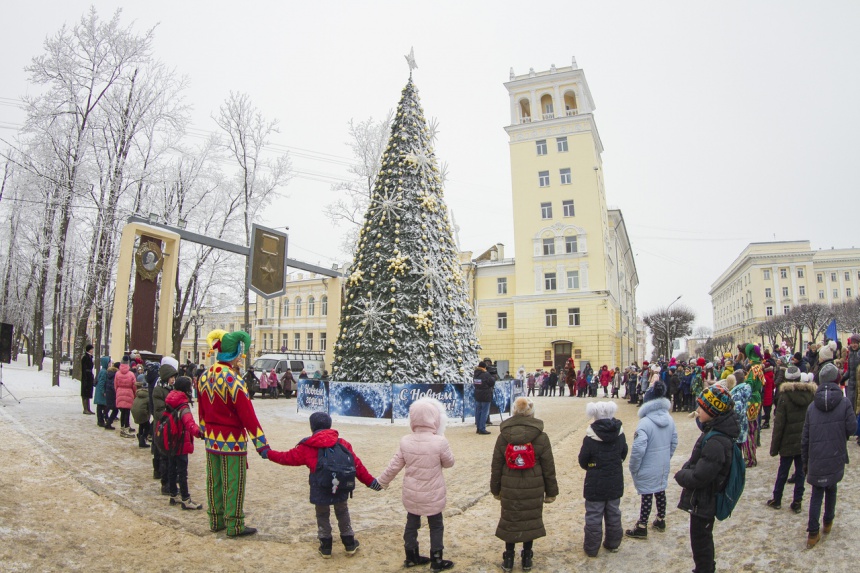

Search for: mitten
xmin=258 ymin=446 xmax=270 ymax=459
xmin=369 ymin=479 xmax=382 ymax=491
xmin=544 ymin=496 xmax=556 ymax=504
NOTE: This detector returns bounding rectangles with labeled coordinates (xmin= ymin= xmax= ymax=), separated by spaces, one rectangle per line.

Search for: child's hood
xmin=119 ymin=363 xmax=131 ymax=375
xmin=301 ymin=428 xmax=340 ymax=448
xmin=165 ymin=389 xmax=190 ymax=409
xmin=135 ymin=386 xmax=149 ymax=399
xmin=99 ymin=356 xmax=111 ymax=369
xmin=409 ymin=397 xmax=447 ymax=434
xmin=586 ymin=418 xmax=623 ymax=442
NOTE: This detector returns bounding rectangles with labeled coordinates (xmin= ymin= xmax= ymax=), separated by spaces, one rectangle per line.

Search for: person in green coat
xmin=490 ymin=397 xmax=558 ymax=573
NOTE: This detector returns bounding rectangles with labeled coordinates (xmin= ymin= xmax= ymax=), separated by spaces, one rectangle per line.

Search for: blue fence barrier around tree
xmin=296 ymin=379 xmax=525 ymax=422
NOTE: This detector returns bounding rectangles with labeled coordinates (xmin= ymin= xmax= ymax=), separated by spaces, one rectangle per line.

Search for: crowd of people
xmin=75 ymin=333 xmax=859 ymax=573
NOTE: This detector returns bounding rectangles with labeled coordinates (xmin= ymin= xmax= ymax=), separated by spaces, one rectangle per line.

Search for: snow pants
xmin=316 ymin=501 xmax=354 ymax=539
xmin=689 ymin=514 xmax=715 ymax=573
xmin=583 ymin=498 xmax=621 ymax=556
xmin=206 ymin=452 xmax=247 ymax=536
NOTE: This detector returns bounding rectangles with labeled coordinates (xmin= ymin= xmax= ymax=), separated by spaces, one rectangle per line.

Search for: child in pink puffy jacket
xmin=377 ymin=398 xmax=455 ymax=571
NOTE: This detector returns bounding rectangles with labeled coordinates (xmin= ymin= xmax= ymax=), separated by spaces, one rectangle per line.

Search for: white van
xmin=252 ymin=353 xmax=326 ymax=379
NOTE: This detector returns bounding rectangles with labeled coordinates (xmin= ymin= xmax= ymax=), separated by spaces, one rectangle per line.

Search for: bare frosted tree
xmin=324 ymin=112 xmax=393 ymax=255
xmin=832 ymin=298 xmax=860 ymax=335
xmin=214 ymin=91 xmax=292 ymax=336
xmin=754 ymin=317 xmax=780 ymax=351
xmin=642 ymin=305 xmax=696 ymax=359
xmin=792 ymin=303 xmax=833 ymax=345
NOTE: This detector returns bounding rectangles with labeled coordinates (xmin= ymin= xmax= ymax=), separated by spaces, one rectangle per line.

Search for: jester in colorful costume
xmin=198 ymin=329 xmax=270 ymax=536
xmin=742 ymin=343 xmax=765 ymax=468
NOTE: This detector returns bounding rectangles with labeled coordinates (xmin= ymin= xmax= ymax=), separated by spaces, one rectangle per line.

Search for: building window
xmin=556 ymin=136 xmax=568 ymax=152
xmin=306 ymin=333 xmax=313 ymax=351
xmin=574 ymin=349 xmax=582 ymax=359
xmin=831 ymin=273 xmax=837 ymax=282
xmin=797 ymin=268 xmax=804 ymax=278
xmin=497 ymin=277 xmax=508 ymax=295
xmin=565 ymin=236 xmax=578 ymax=254
xmin=538 ymin=171 xmax=550 ymax=187
xmin=293 ymin=333 xmax=301 ymax=350
xmin=536 ymin=139 xmax=547 ymax=155
xmin=320 ymin=333 xmax=327 ymax=351
xmin=544 ymin=272 xmax=557 ymax=291
xmin=763 ymin=269 xmax=771 ymax=280
xmin=799 ymin=285 xmax=806 ymax=296
xmin=560 ymin=168 xmax=571 ymax=185
xmin=833 ymin=289 xmax=839 ymax=298
xmin=542 ymin=238 xmax=555 ymax=255
xmin=321 ymin=296 xmax=328 ymax=316
xmin=819 ymin=290 xmax=825 ymax=300
xmin=848 ymin=288 xmax=853 ymax=298
xmin=283 ymin=300 xmax=290 ymax=317
xmin=282 ymin=335 xmax=289 ymax=350
xmin=540 ymin=202 xmax=552 ymax=219
xmin=817 ymin=273 xmax=823 ymax=283
xmin=308 ymin=296 xmax=315 ymax=317
xmin=562 ymin=200 xmax=575 ymax=217
xmin=497 ymin=312 xmax=508 ymax=330
xmin=782 ymin=287 xmax=789 ymax=297
xmin=545 ymin=309 xmax=557 ymax=327
xmin=295 ymin=297 xmax=302 ymax=317
xmin=766 ymin=306 xmax=773 ymax=317
xmin=765 ymin=288 xmax=772 ymax=298
xmin=567 ymin=270 xmax=580 ymax=289
xmin=568 ymin=307 xmax=581 ymax=326
xmin=847 ymin=272 xmax=851 ymax=281
xmin=780 ymin=268 xmax=788 ymax=279
xmin=783 ymin=305 xmax=790 ymax=314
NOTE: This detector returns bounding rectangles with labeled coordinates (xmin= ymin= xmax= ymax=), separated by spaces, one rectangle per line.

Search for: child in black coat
xmin=578 ymin=401 xmax=628 ymax=557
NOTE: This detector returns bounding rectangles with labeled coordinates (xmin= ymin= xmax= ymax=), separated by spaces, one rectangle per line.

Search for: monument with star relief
xmin=331 ymin=50 xmax=480 ymax=384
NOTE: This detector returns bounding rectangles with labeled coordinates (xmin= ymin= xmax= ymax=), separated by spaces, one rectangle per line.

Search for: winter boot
xmin=341 ymin=535 xmax=360 ymax=556
xmin=169 ymin=495 xmax=181 ymax=506
xmin=625 ymin=523 xmax=648 ymax=539
xmin=501 ymin=550 xmax=515 ymax=572
xmin=766 ymin=499 xmax=781 ymax=510
xmin=181 ymin=497 xmax=203 ymax=510
xmin=318 ymin=537 xmax=333 ymax=558
xmin=82 ymin=398 xmax=95 ymax=415
xmin=404 ymin=547 xmax=431 ymax=568
xmin=104 ymin=422 xmax=115 ymax=430
xmin=430 ymin=550 xmax=453 ymax=571
xmin=807 ymin=531 xmax=821 ymax=549
xmin=161 ymin=484 xmax=170 ymax=496
xmin=521 ymin=548 xmax=534 ymax=571
xmin=652 ymin=518 xmax=666 ymax=532
xmin=823 ymin=520 xmax=833 ymax=534
xmin=137 ymin=432 xmax=148 ymax=448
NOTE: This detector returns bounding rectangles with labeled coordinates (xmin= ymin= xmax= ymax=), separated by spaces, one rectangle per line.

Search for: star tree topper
xmin=405 ymin=47 xmax=418 ymax=75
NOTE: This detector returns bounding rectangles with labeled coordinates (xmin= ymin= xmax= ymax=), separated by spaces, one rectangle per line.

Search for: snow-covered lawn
xmin=0 ymin=358 xmax=856 ymax=572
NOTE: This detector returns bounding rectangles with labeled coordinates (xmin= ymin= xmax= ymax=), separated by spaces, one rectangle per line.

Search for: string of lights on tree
xmin=331 ymin=50 xmax=480 ymax=383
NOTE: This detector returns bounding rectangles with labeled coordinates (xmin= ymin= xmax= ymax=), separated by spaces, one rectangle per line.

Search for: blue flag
xmin=825 ymin=319 xmax=838 ymax=342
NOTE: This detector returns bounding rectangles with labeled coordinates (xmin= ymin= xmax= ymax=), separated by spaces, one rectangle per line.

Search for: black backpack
xmin=154 ymin=403 xmax=188 ymax=456
xmin=310 ymin=442 xmax=356 ymax=503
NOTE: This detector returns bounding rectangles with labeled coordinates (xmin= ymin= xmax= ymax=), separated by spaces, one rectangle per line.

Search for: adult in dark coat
xmin=80 ymin=344 xmax=95 ymax=414
xmin=473 ymin=362 xmax=495 ymax=435
xmin=578 ymin=401 xmax=628 ymax=557
xmin=491 ymin=397 xmax=558 ymax=572
xmin=675 ymin=385 xmax=739 ymax=573
xmin=766 ymin=373 xmax=815 ymax=511
xmin=801 ymin=363 xmax=856 ymax=546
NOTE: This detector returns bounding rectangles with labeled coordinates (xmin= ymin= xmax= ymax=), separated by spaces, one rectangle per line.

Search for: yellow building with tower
xmin=469 ymin=60 xmax=638 ymax=374
xmin=179 ymin=60 xmax=638 ymax=376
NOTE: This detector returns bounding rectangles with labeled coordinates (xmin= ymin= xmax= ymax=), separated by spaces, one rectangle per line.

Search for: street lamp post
xmin=666 ymin=295 xmax=682 ymax=360
xmin=190 ymin=310 xmax=206 ymax=365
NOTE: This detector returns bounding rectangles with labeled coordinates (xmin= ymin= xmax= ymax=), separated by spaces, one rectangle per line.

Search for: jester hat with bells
xmin=207 ymin=329 xmax=252 ymax=363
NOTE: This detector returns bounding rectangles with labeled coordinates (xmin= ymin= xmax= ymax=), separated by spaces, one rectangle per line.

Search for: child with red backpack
xmin=266 ymin=412 xmax=381 ymax=558
xmin=161 ymin=376 xmax=204 ymax=510
xmin=490 ymin=397 xmax=558 ymax=572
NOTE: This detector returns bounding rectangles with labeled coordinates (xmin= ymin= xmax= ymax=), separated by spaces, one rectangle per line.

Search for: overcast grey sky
xmin=3 ymin=1 xmax=859 ymax=331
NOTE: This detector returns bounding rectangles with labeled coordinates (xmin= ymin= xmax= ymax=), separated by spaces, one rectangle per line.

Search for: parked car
xmin=252 ymin=353 xmax=325 ymax=397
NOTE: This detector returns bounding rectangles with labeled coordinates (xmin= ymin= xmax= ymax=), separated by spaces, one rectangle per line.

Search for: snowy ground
xmin=0 ymin=358 xmax=857 ymax=573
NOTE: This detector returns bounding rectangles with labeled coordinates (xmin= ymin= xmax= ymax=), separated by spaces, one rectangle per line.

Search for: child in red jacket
xmin=267 ymin=412 xmax=381 ymax=558
xmin=165 ymin=377 xmax=203 ymax=510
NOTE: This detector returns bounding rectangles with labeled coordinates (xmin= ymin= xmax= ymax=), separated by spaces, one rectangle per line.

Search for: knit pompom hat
xmin=512 ymin=396 xmax=535 ymax=417
xmin=819 ymin=362 xmax=839 ymax=385
xmin=643 ymin=381 xmax=666 ymax=403
xmin=697 ymin=385 xmax=734 ymax=418
xmin=784 ymin=365 xmax=801 ymax=381
xmin=586 ymin=401 xmax=617 ymax=420
xmin=818 ymin=340 xmax=837 ymax=362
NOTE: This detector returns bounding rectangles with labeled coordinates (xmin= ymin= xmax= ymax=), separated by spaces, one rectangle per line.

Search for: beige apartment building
xmin=180 ymin=60 xmax=639 ymax=375
xmin=711 ymin=240 xmax=860 ymax=345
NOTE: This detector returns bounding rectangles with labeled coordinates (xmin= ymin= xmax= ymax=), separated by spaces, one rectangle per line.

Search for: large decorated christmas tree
xmin=331 ymin=62 xmax=479 ymax=384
